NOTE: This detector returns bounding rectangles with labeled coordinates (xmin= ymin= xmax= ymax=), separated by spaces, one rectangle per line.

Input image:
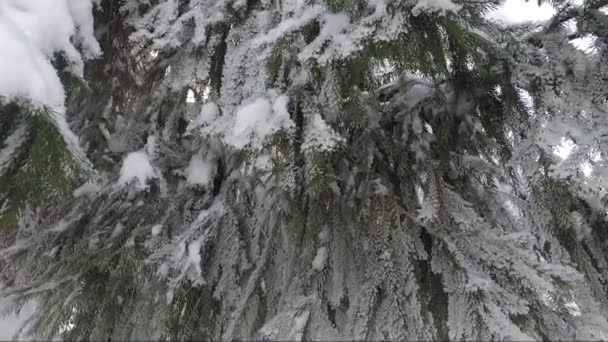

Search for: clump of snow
xmin=111 ymin=223 xmax=126 ymax=239
xmin=417 ymin=199 xmax=437 ymax=222
xmin=298 ymin=13 xmax=358 ymax=64
xmin=0 ymin=298 xmax=37 ymax=341
xmin=564 ymin=300 xmax=582 ymax=317
xmin=0 ymin=0 xmax=100 ymax=110
xmin=145 ymin=135 xmax=158 ymax=156
xmin=0 ymin=239 xmax=33 ymax=259
xmin=253 ymin=6 xmax=325 ymax=46
xmin=553 ymin=137 xmax=576 ymax=161
xmin=412 ymin=0 xmax=461 ymax=16
xmin=272 ymin=95 xmax=290 ymax=120
xmin=187 ymin=239 xmax=203 ymax=277
xmin=403 ymin=83 xmax=434 ymax=110
xmin=302 ymin=114 xmax=343 ymax=152
xmin=186 ymin=89 xmax=196 ymax=103
xmin=0 ymin=18 xmax=64 ymax=106
xmin=254 ymin=154 xmax=273 ymax=172
xmin=225 ymin=95 xmax=294 ymax=149
xmin=118 ymin=150 xmax=158 ymax=190
xmin=195 ymin=102 xmax=220 ymax=127
xmin=318 ymin=227 xmax=329 ymax=243
xmin=125 ymin=236 xmax=135 ymax=247
xmin=312 ymin=247 xmax=328 ymax=271
xmin=151 ymin=224 xmax=163 ymax=236
xmin=73 ymin=180 xmax=101 ymax=197
xmin=0 ymin=123 xmax=28 ymax=177
xmin=185 ymin=154 xmax=216 ymax=187
xmin=49 ymin=215 xmax=82 ymax=233
xmin=291 ymin=310 xmax=310 ymax=341
xmin=0 ymin=0 xmax=99 ymax=173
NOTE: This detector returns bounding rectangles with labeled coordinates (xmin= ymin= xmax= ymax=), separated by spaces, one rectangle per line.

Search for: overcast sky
xmin=487 ymin=0 xmax=555 ymax=24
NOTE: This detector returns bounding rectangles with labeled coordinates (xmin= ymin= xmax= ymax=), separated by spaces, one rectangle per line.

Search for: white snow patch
xmin=151 ymin=224 xmax=163 ymax=236
xmin=0 ymin=0 xmax=98 ymax=173
xmin=553 ymin=137 xmax=576 ymax=161
xmin=253 ymin=6 xmax=324 ymax=46
xmin=0 ymin=298 xmax=37 ymax=341
xmin=291 ymin=310 xmax=310 ymax=341
xmin=298 ymin=13 xmax=358 ymax=63
xmin=0 ymin=0 xmax=100 ymax=110
xmin=186 ymin=89 xmax=196 ymax=103
xmin=187 ymin=102 xmax=219 ymax=133
xmin=111 ymin=223 xmax=126 ymax=239
xmin=145 ymin=135 xmax=158 ymax=156
xmin=226 ymin=95 xmax=294 ymax=149
xmin=197 ymin=102 xmax=220 ymax=126
xmin=404 ymin=83 xmax=433 ymax=109
xmin=581 ymin=161 xmax=593 ymax=178
xmin=413 ymin=0 xmax=461 ymax=16
xmin=0 ymin=123 xmax=28 ymax=177
xmin=73 ymin=180 xmax=101 ymax=197
xmin=565 ymin=300 xmax=582 ymax=317
xmin=318 ymin=227 xmax=329 ymax=243
xmin=302 ymin=114 xmax=343 ymax=152
xmin=118 ymin=150 xmax=158 ymax=190
xmin=125 ymin=236 xmax=135 ymax=247
xmin=185 ymin=154 xmax=215 ymax=187
xmin=254 ymin=154 xmax=273 ymax=172
xmin=312 ymin=247 xmax=328 ymax=271
xmin=187 ymin=239 xmax=203 ymax=276
xmin=0 ymin=239 xmax=33 ymax=259
xmin=272 ymin=94 xmax=290 ymax=120
xmin=570 ymin=34 xmax=597 ymax=54
xmin=417 ymin=198 xmax=437 ymax=222
xmin=49 ymin=216 xmax=81 ymax=233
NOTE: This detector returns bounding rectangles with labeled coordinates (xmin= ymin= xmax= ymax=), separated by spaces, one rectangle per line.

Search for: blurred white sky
xmin=488 ymin=0 xmax=555 ymax=24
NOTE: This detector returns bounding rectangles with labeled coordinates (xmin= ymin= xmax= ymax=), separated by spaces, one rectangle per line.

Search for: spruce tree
xmin=1 ymin=0 xmax=608 ymax=340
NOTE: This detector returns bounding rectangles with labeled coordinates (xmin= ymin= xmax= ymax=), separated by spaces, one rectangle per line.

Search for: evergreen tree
xmin=1 ymin=0 xmax=608 ymax=340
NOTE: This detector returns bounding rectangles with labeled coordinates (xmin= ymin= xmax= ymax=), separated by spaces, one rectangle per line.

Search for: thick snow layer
xmin=187 ymin=239 xmax=203 ymax=276
xmin=318 ymin=227 xmax=329 ymax=243
xmin=0 ymin=0 xmax=100 ymax=173
xmin=412 ymin=0 xmax=461 ymax=16
xmin=151 ymin=224 xmax=163 ymax=236
xmin=312 ymin=247 xmax=328 ymax=271
xmin=0 ymin=297 xmax=37 ymax=341
xmin=197 ymin=102 xmax=220 ymax=126
xmin=292 ymin=310 xmax=310 ymax=341
xmin=302 ymin=114 xmax=343 ymax=152
xmin=73 ymin=180 xmax=101 ymax=197
xmin=0 ymin=123 xmax=28 ymax=177
xmin=185 ymin=154 xmax=215 ymax=187
xmin=0 ymin=18 xmax=63 ymax=110
xmin=118 ymin=151 xmax=158 ymax=190
xmin=0 ymin=0 xmax=100 ymax=110
xmin=253 ymin=6 xmax=324 ymax=46
xmin=110 ymin=223 xmax=126 ymax=239
xmin=226 ymin=95 xmax=294 ymax=149
xmin=298 ymin=13 xmax=358 ymax=64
